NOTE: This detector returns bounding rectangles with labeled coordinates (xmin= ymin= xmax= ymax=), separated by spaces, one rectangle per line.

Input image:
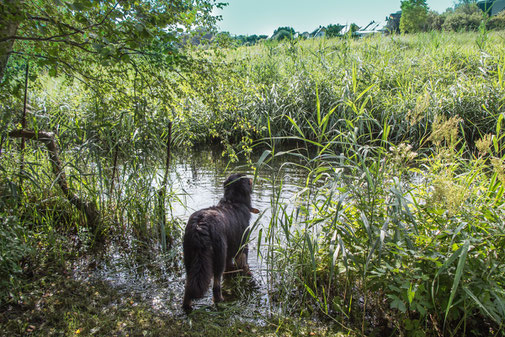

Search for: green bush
xmin=488 ymin=10 xmax=505 ymax=30
xmin=442 ymin=4 xmax=484 ymax=31
xmin=443 ymin=12 xmax=483 ymax=31
xmin=425 ymin=10 xmax=445 ymax=30
xmin=272 ymin=29 xmax=293 ymax=41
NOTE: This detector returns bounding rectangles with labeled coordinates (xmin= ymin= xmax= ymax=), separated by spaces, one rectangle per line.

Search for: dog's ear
xmin=250 ymin=207 xmax=260 ymax=214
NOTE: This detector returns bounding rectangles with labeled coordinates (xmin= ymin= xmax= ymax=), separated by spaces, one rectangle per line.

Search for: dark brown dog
xmin=182 ymin=173 xmax=259 ymax=311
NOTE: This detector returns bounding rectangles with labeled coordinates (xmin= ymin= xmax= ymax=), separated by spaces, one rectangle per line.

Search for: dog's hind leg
xmin=212 ymin=240 xmax=226 ymax=303
xmin=212 ymin=275 xmax=224 ymax=303
xmin=182 ymin=285 xmax=194 ymax=312
xmin=225 ymin=255 xmax=236 ymax=273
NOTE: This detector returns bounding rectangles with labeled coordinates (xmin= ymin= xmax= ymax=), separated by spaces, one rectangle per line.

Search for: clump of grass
xmin=212 ymin=31 xmax=505 ymax=149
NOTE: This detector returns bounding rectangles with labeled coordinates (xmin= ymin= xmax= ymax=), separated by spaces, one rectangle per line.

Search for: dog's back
xmin=182 ymin=174 xmax=255 ymax=311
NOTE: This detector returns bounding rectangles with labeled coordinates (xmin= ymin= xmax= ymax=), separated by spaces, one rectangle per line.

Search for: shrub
xmin=272 ymin=29 xmax=293 ymax=41
xmin=442 ymin=4 xmax=484 ymax=31
xmin=443 ymin=12 xmax=483 ymax=31
xmin=425 ymin=10 xmax=445 ymax=30
xmin=488 ymin=10 xmax=505 ymax=30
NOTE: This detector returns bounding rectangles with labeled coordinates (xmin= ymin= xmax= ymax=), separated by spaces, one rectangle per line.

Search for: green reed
xmin=2 ymin=30 xmax=505 ymax=335
xmin=255 ymin=86 xmax=505 ymax=335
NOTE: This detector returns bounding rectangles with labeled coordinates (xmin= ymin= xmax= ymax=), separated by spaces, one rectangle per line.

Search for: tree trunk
xmin=0 ymin=0 xmax=23 ymax=82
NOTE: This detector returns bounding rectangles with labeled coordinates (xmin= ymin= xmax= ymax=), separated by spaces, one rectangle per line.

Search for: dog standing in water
xmin=182 ymin=173 xmax=259 ymax=311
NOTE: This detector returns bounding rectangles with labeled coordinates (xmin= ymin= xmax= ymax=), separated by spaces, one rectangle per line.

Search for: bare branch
xmin=9 ymin=129 xmax=100 ymax=230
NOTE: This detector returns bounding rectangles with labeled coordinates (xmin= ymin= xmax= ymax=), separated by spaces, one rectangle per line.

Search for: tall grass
xmin=1 ymin=31 xmax=505 ymax=335
xmin=254 ymin=88 xmax=505 ymax=334
xmin=205 ymin=31 xmax=505 ymax=150
xmin=0 ymin=72 xmax=181 ymax=302
xmin=5 ymin=32 xmax=504 ymax=156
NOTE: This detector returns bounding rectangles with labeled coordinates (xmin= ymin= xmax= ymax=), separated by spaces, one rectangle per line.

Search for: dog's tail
xmin=183 ymin=218 xmax=214 ymax=310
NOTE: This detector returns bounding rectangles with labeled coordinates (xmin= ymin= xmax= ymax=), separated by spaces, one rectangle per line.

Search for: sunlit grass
xmin=1 ymin=30 xmax=505 ymax=335
xmin=252 ymin=89 xmax=505 ymax=334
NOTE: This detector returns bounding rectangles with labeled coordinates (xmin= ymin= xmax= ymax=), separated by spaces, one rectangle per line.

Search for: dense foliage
xmin=0 ymin=0 xmax=222 ymax=82
xmin=400 ymin=0 xmax=429 ymax=33
xmin=1 ymin=8 xmax=505 ymax=334
xmin=272 ymin=26 xmax=296 ymax=41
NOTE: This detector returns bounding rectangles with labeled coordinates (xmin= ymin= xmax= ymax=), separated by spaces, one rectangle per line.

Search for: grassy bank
xmin=184 ymin=31 xmax=505 ymax=151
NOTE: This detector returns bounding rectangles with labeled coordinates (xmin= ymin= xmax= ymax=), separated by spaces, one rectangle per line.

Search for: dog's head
xmin=223 ymin=173 xmax=254 ymax=208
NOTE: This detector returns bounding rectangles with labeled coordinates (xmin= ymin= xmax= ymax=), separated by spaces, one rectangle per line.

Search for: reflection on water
xmin=168 ymin=148 xmax=304 ymax=219
xmin=74 ymin=147 xmax=308 ymax=319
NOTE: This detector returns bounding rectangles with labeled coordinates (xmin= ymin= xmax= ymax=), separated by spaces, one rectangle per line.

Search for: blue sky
xmin=215 ymin=0 xmax=456 ymax=36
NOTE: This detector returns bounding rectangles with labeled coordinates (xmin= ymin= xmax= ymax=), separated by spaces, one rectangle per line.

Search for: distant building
xmin=385 ymin=11 xmax=401 ymax=33
xmin=355 ymin=21 xmax=383 ymax=38
xmin=477 ymin=0 xmax=505 ymax=15
xmin=310 ymin=26 xmax=326 ymax=38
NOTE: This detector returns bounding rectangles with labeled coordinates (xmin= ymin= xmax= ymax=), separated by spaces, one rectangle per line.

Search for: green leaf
xmin=285 ymin=115 xmax=305 ymax=138
xmin=304 ymin=284 xmax=317 ymax=299
xmin=391 ymin=297 xmax=407 ymax=313
xmin=463 ymin=287 xmax=501 ymax=324
xmin=407 ymin=282 xmax=416 ymax=305
xmin=496 ymin=113 xmax=503 ymax=136
xmin=256 ymin=150 xmax=271 ymax=169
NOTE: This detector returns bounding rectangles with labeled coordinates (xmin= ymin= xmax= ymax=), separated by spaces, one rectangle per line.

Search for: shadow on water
xmin=73 ymin=146 xmax=308 ymax=323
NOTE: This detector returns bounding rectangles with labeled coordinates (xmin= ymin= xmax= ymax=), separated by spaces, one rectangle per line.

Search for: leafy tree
xmin=272 ymin=26 xmax=295 ymax=40
xmin=273 ymin=26 xmax=296 ymax=37
xmin=454 ymin=2 xmax=482 ymax=14
xmin=235 ymin=34 xmax=268 ymax=45
xmin=442 ymin=4 xmax=483 ymax=31
xmin=400 ymin=0 xmax=429 ymax=33
xmin=325 ymin=24 xmax=345 ymax=37
xmin=0 ymin=0 xmax=222 ymax=84
xmin=425 ymin=10 xmax=445 ymax=30
xmin=0 ymin=0 xmax=226 ymax=188
xmin=214 ymin=31 xmax=234 ymax=47
xmin=272 ymin=30 xmax=291 ymax=41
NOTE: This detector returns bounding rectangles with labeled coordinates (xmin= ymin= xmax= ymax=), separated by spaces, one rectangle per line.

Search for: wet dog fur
xmin=182 ymin=173 xmax=258 ymax=311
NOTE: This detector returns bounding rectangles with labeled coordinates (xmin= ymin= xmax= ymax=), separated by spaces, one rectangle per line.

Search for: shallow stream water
xmin=74 ymin=147 xmax=308 ymax=320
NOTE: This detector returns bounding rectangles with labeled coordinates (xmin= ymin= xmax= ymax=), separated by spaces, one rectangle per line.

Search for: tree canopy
xmin=0 ymin=0 xmax=223 ymax=85
xmin=272 ymin=26 xmax=295 ymax=40
xmin=400 ymin=0 xmax=429 ymax=33
xmin=325 ymin=24 xmax=345 ymax=37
